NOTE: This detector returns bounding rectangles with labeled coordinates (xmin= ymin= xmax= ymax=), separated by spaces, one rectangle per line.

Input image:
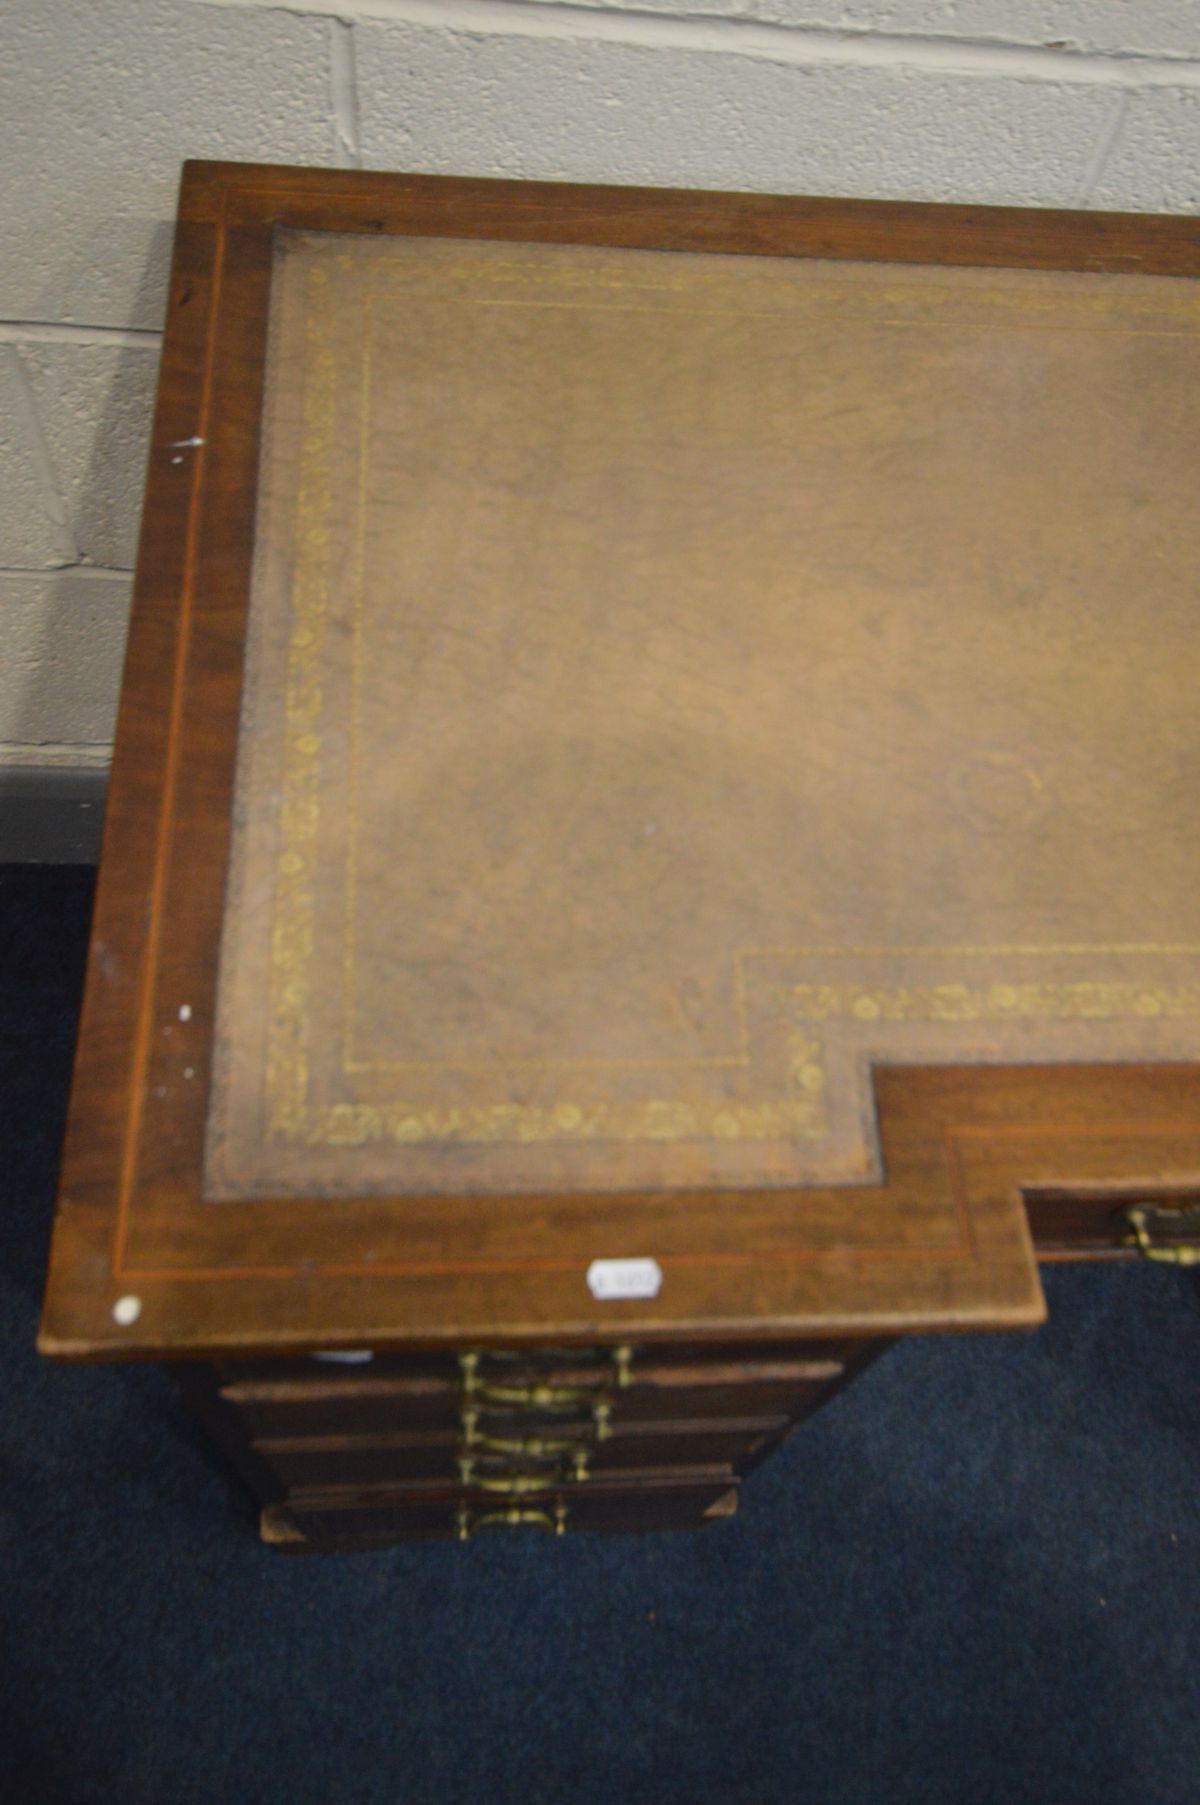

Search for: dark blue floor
xmin=2 ymin=864 xmax=1198 ymax=1805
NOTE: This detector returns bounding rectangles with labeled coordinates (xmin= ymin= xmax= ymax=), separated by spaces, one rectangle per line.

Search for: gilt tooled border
xmin=262 ymin=242 xmax=1200 ymax=1152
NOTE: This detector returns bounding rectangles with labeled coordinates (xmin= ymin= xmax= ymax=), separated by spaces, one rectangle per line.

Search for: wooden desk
xmin=39 ymin=163 xmax=1200 ymax=1549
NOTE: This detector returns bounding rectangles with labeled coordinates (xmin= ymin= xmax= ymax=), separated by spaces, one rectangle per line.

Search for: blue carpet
xmin=1 ymin=864 xmax=1198 ymax=1805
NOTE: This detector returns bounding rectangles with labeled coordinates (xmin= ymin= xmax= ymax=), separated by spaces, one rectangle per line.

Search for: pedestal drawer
xmin=217 ymin=1357 xmax=848 ymax=1439
xmin=254 ymin=1416 xmax=781 ymax=1491
xmin=213 ymin=1340 xmax=863 ymax=1386
xmin=1025 ymin=1188 xmax=1200 ymax=1260
xmin=265 ymin=1475 xmax=739 ymax=1548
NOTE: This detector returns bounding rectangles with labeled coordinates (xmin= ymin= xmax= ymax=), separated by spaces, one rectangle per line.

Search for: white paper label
xmin=587 ymin=1257 xmax=662 ymax=1301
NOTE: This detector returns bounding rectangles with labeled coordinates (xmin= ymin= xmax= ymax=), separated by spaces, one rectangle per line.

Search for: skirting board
xmin=0 ymin=767 xmax=107 ymax=863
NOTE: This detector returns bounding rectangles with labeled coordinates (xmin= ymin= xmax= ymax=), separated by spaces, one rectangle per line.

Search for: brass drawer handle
xmin=471 ymin=1381 xmax=596 ymax=1410
xmin=458 ymin=1447 xmax=590 ymax=1487
xmin=459 ymin=1347 xmax=632 ymax=1412
xmin=1124 ymin=1202 xmax=1200 ymax=1266
xmin=466 ymin=1430 xmax=592 ymax=1463
xmin=460 ymin=1401 xmax=611 ymax=1448
xmin=460 ymin=1407 xmax=604 ymax=1450
xmin=456 ymin=1502 xmax=568 ymax=1541
xmin=462 ymin=1470 xmax=561 ymax=1497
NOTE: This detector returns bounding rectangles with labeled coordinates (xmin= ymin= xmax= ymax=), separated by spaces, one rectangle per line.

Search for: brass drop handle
xmin=456 ymin=1502 xmax=568 ymax=1541
xmin=464 ymin=1430 xmax=593 ymax=1466
xmin=470 ymin=1379 xmax=597 ymax=1410
xmin=459 ymin=1346 xmax=633 ymax=1412
xmin=460 ymin=1405 xmax=605 ymax=1448
xmin=458 ymin=1446 xmax=590 ymax=1487
xmin=1123 ymin=1202 xmax=1200 ymax=1266
xmin=472 ymin=1431 xmax=586 ymax=1458
xmin=462 ymin=1470 xmax=560 ymax=1497
xmin=459 ymin=1401 xmax=610 ymax=1451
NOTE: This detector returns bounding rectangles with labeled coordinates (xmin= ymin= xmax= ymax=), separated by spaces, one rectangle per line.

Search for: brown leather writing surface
xmin=207 ymin=228 xmax=1200 ymax=1201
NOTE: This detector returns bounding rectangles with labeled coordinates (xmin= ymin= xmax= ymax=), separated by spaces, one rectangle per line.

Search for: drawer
xmin=254 ymin=1416 xmax=781 ymax=1492
xmin=1025 ymin=1188 xmax=1200 ymax=1260
xmin=212 ymin=1338 xmax=863 ymax=1386
xmin=264 ymin=1475 xmax=739 ymax=1548
xmin=217 ymin=1356 xmax=848 ymax=1439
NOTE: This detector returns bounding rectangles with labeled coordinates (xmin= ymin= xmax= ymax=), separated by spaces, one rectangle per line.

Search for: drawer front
xmin=255 ymin=1418 xmax=780 ymax=1492
xmin=1025 ymin=1189 xmax=1200 ymax=1260
xmin=268 ymin=1477 xmax=739 ymax=1547
xmin=215 ymin=1339 xmax=861 ymax=1386
xmin=219 ymin=1358 xmax=848 ymax=1440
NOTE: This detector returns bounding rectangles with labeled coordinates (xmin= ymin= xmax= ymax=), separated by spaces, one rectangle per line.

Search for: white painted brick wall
xmin=1 ymin=0 xmax=1197 ymax=771
xmin=1093 ymin=87 xmax=1200 ymax=211
xmin=354 ymin=22 xmax=1116 ymax=198
xmin=0 ymin=572 xmax=131 ymax=752
xmin=17 ymin=343 xmax=161 ymax=570
xmin=0 ymin=350 xmax=77 ymax=570
xmin=503 ymin=2 xmax=1200 ymax=60
xmin=0 ymin=0 xmax=342 ymax=331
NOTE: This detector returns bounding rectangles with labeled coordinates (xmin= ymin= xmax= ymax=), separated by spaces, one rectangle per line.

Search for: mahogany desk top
xmin=40 ymin=163 xmax=1200 ymax=1370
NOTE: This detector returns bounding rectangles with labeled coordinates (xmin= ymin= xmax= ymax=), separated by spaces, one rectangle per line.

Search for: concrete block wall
xmin=1 ymin=0 xmax=1197 ymax=773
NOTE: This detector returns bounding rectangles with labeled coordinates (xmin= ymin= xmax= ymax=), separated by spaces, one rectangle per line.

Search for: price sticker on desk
xmin=587 ymin=1257 xmax=662 ymax=1301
